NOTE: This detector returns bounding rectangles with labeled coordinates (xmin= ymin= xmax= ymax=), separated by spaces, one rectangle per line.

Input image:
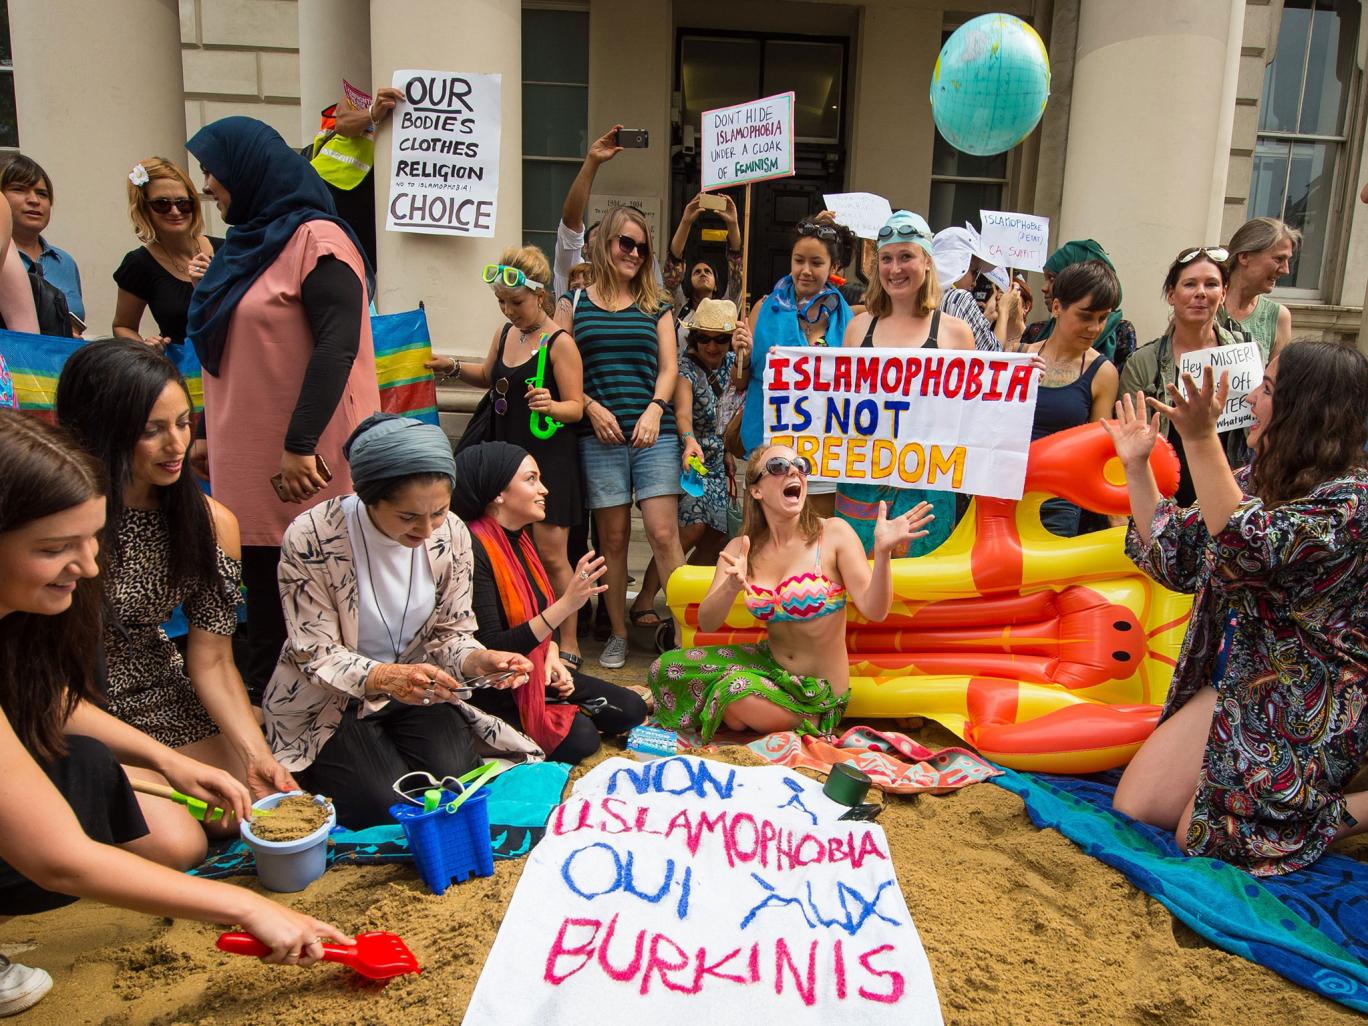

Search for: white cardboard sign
xmin=978 ymin=210 xmax=1050 ymax=272
xmin=1177 ymin=342 xmax=1264 ymax=432
xmin=823 ymin=193 xmax=894 ymax=241
xmin=386 ymin=70 xmax=501 ymax=237
xmin=701 ymin=93 xmax=796 ymax=191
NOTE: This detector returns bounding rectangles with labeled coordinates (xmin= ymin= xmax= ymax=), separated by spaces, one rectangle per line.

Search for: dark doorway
xmin=672 ymin=31 xmax=850 ymax=307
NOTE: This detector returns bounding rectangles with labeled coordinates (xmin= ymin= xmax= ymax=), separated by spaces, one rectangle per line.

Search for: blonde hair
xmin=589 ymin=206 xmax=667 ymax=314
xmin=126 ymin=157 xmax=205 ymax=245
xmin=740 ymin=443 xmax=823 ymax=574
xmin=862 ymin=245 xmax=941 ymax=318
xmin=496 ymin=244 xmax=555 ymax=315
xmin=1227 ymin=217 xmax=1301 ymax=275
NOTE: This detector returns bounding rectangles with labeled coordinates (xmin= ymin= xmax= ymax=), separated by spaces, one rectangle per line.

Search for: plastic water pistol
xmin=685 ymin=455 xmax=707 ymax=477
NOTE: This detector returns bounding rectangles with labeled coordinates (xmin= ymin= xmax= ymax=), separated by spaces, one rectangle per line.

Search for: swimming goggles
xmin=483 ymin=264 xmax=546 ymax=291
xmin=877 ymin=223 xmax=931 ymax=243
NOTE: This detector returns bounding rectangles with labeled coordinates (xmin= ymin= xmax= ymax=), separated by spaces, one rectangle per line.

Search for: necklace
xmin=152 ymin=240 xmax=198 ymax=278
xmin=355 ymin=504 xmax=417 ymax=662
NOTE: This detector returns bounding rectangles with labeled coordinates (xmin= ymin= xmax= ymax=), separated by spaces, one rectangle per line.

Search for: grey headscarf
xmin=343 ymin=413 xmax=455 ymax=492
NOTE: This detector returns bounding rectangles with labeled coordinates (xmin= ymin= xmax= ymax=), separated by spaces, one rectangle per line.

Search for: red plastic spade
xmin=216 ymin=930 xmax=421 ymax=980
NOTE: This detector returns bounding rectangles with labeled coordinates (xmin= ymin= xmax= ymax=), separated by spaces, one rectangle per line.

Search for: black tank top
xmin=861 ymin=310 xmax=941 ymax=349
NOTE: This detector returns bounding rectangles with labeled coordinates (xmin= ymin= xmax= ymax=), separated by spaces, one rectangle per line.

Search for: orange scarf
xmin=467 ymin=516 xmax=575 ymax=753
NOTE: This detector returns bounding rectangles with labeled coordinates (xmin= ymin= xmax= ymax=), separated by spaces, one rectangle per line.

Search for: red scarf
xmin=467 ymin=516 xmax=575 ymax=753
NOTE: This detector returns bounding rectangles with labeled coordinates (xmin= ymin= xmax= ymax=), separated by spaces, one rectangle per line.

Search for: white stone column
xmin=1057 ymin=0 xmax=1245 ymax=341
xmin=298 ymin=0 xmax=372 ymax=143
xmin=10 ymin=0 xmax=187 ymax=335
xmin=369 ymin=0 xmax=521 ymax=344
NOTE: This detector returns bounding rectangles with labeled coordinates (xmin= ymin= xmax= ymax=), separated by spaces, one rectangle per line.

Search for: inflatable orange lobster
xmin=666 ymin=422 xmax=1191 ymax=772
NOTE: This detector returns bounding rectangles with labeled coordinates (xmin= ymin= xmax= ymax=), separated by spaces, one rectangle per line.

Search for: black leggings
xmin=295 ymin=700 xmax=479 ymax=829
xmin=469 ymin=672 xmax=648 ymax=765
xmin=241 ymin=545 xmax=287 ymax=705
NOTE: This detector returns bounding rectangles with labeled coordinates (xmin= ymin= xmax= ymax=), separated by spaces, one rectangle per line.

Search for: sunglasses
xmin=751 ymin=455 xmax=812 ymax=483
xmin=493 ymin=377 xmax=510 ymax=415
xmin=483 ymin=264 xmax=546 ymax=291
xmin=148 ymin=197 xmax=197 ymax=216
xmin=1178 ymin=246 xmax=1229 ymax=264
xmin=696 ymin=334 xmax=731 ymax=345
xmin=796 ymin=220 xmax=838 ymax=241
xmin=877 ymin=223 xmax=930 ymax=243
xmin=614 ymin=234 xmax=650 ymax=259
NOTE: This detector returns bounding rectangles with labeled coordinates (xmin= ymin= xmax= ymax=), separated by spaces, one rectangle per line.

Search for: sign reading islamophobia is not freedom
xmin=386 ymin=70 xmax=501 ymax=237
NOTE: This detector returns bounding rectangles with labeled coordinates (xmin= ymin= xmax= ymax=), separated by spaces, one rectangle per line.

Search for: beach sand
xmin=6 ymin=650 xmax=1366 ymax=1025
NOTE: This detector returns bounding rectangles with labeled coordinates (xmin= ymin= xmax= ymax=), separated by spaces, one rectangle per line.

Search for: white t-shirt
xmin=345 ymin=495 xmax=436 ymax=663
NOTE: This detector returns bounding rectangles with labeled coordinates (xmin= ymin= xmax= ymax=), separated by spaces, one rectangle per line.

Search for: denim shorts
xmin=580 ymin=434 xmax=682 ymax=509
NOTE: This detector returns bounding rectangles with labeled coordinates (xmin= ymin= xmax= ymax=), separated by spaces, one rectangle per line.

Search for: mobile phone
xmin=458 ymin=668 xmax=520 ymax=690
xmin=698 ymin=192 xmax=726 ymax=212
xmin=837 ymin=803 xmax=884 ymax=822
xmin=270 ymin=454 xmax=333 ymax=502
xmin=69 ymin=312 xmax=87 ymax=335
xmin=615 ymin=128 xmax=649 ymax=148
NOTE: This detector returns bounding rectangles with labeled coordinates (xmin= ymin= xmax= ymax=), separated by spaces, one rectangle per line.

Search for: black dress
xmin=489 ymin=325 xmax=584 ymax=527
xmin=112 ymin=237 xmax=224 ymax=346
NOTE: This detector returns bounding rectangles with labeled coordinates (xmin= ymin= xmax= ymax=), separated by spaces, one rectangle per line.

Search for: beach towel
xmin=191 ymin=761 xmax=570 ymax=879
xmin=992 ymin=768 xmax=1368 ymax=1013
xmin=747 ymin=725 xmax=1000 ymax=794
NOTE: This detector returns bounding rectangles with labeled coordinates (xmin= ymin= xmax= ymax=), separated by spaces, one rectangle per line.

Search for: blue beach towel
xmin=991 ymin=768 xmax=1368 ymax=1013
xmin=192 ymin=761 xmax=571 ymax=879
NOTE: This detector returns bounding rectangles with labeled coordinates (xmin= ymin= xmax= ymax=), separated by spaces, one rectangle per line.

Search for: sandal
xmin=629 ymin=608 xmax=671 ymax=630
xmin=561 ymin=652 xmax=583 ymax=671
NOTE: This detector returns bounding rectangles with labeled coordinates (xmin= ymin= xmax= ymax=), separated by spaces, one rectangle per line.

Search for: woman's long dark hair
xmin=0 ymin=411 xmax=107 ymax=762
xmin=1249 ymin=341 xmax=1368 ymax=506
xmin=56 ymin=339 xmax=219 ymax=592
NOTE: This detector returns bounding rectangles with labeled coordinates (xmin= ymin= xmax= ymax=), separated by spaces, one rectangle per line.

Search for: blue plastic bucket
xmin=390 ymin=789 xmax=494 ymax=895
xmin=240 ymin=791 xmax=336 ymax=893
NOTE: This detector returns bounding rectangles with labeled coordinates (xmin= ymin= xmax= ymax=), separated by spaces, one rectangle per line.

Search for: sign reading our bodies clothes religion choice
xmin=386 ymin=71 xmax=500 ymax=237
xmin=764 ymin=347 xmax=1041 ymax=501
xmin=701 ymin=92 xmax=796 ymax=190
xmin=462 ymin=756 xmax=943 ymax=1026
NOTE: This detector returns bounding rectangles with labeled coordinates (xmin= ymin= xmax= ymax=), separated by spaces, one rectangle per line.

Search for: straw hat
xmin=684 ymin=298 xmax=738 ymax=335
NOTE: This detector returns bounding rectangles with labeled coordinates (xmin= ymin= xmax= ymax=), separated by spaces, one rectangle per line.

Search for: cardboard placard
xmin=386 ymin=70 xmax=501 ymax=237
xmin=701 ymin=92 xmax=796 ymax=191
xmin=823 ymin=193 xmax=894 ymax=241
xmin=978 ymin=210 xmax=1050 ymax=273
xmin=1177 ymin=342 xmax=1264 ymax=432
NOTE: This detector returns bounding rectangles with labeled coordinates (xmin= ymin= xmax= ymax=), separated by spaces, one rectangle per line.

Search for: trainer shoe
xmin=599 ymin=634 xmax=629 ymax=669
xmin=0 ymin=953 xmax=52 ymax=1017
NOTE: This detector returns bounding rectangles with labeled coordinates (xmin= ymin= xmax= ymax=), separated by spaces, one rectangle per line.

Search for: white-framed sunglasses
xmin=1178 ymin=246 xmax=1229 ymax=264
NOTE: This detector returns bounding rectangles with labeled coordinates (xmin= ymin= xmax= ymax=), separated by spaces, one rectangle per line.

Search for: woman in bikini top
xmin=647 ymin=442 xmax=933 ymax=739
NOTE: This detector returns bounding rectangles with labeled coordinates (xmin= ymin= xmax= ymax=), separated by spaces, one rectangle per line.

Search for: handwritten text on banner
xmin=978 ymin=210 xmax=1050 ymax=273
xmin=701 ymin=93 xmax=796 ymax=191
xmin=764 ymin=347 xmax=1040 ymax=500
xmin=387 ymin=71 xmax=501 ymax=237
xmin=462 ymin=756 xmax=942 ymax=1026
xmin=1177 ymin=341 xmax=1264 ymax=432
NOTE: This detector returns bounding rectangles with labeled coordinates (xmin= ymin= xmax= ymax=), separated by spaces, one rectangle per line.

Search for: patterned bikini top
xmin=743 ymin=540 xmax=847 ymax=623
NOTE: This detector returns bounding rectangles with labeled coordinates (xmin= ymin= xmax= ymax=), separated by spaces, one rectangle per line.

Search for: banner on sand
xmin=462 ymin=756 xmax=942 ymax=1026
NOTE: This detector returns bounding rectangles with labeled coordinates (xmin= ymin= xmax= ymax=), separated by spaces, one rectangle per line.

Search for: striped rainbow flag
xmin=0 ymin=305 xmax=437 ymax=425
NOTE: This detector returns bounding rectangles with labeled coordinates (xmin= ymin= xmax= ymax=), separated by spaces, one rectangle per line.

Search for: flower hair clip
xmin=129 ymin=163 xmax=149 ymax=187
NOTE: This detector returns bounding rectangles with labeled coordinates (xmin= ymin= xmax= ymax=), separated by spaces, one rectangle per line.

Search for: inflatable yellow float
xmin=665 ymin=422 xmax=1192 ymax=773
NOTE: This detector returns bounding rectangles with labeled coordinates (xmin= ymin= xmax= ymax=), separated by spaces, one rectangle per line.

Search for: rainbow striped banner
xmin=0 ymin=306 xmax=437 ymax=425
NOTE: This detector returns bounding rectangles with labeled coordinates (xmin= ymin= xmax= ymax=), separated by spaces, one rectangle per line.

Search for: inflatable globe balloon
xmin=930 ymin=13 xmax=1051 ymax=157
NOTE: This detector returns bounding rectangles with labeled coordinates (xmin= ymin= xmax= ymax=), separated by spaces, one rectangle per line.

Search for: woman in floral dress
xmin=1108 ymin=341 xmax=1368 ymax=875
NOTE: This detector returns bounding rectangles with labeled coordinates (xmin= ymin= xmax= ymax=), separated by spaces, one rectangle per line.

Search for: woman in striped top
xmin=555 ymin=206 xmax=684 ymax=669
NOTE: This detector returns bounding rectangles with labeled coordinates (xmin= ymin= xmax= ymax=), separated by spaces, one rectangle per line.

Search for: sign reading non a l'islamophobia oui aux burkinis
xmin=701 ymin=92 xmax=796 ymax=191
xmin=764 ymin=347 xmax=1040 ymax=501
xmin=387 ymin=71 xmax=500 ymax=237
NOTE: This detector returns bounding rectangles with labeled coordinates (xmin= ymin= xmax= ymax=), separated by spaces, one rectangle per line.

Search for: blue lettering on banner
xmin=561 ymin=842 xmax=694 ymax=920
xmin=739 ymin=874 xmax=902 ymax=935
xmin=605 ymin=756 xmax=738 ymax=801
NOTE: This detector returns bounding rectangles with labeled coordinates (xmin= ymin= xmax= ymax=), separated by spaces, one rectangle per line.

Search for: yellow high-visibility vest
xmin=310 ymin=130 xmax=373 ymax=191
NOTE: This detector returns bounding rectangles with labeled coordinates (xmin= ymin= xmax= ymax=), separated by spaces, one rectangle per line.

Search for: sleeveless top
xmin=1232 ymin=294 xmax=1281 ymax=362
xmin=861 ymin=310 xmax=941 ymax=349
xmin=1031 ymin=352 xmax=1104 ymax=441
xmin=744 ymin=538 xmax=847 ymax=623
xmin=571 ymin=290 xmax=674 ymax=437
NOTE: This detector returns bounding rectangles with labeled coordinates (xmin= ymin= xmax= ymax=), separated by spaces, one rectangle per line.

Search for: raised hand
xmin=731 ymin=321 xmax=753 ymax=368
xmin=1156 ymin=366 xmax=1226 ymax=442
xmin=872 ymin=500 xmax=934 ymax=558
xmin=718 ymin=536 xmax=750 ymax=592
xmin=587 ymin=125 xmax=624 ymax=166
xmin=1101 ymin=391 xmax=1161 ymax=470
xmin=564 ymin=550 xmax=608 ymax=609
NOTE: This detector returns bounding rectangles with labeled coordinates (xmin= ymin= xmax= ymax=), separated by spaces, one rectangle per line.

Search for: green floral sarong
xmin=647 ymin=641 xmax=848 ymax=741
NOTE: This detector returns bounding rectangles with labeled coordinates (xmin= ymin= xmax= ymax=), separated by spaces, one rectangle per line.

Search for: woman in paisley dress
xmin=648 ymin=441 xmax=932 ymax=740
xmin=56 ymin=339 xmax=295 ymax=845
xmin=1109 ymin=340 xmax=1368 ymax=875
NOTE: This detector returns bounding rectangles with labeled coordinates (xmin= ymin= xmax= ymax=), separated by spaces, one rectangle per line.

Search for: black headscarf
xmin=184 ymin=116 xmax=375 ymax=375
xmin=452 ymin=441 xmax=529 ymax=524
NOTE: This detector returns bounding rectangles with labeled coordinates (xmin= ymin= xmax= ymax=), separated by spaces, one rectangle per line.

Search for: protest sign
xmin=386 ymin=70 xmax=500 ymax=237
xmin=763 ymin=347 xmax=1040 ymax=500
xmin=979 ymin=210 xmax=1050 ymax=272
xmin=701 ymin=92 xmax=795 ymax=191
xmin=823 ymin=193 xmax=893 ymax=241
xmin=1177 ymin=341 xmax=1263 ymax=432
xmin=463 ymin=756 xmax=942 ymax=1026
